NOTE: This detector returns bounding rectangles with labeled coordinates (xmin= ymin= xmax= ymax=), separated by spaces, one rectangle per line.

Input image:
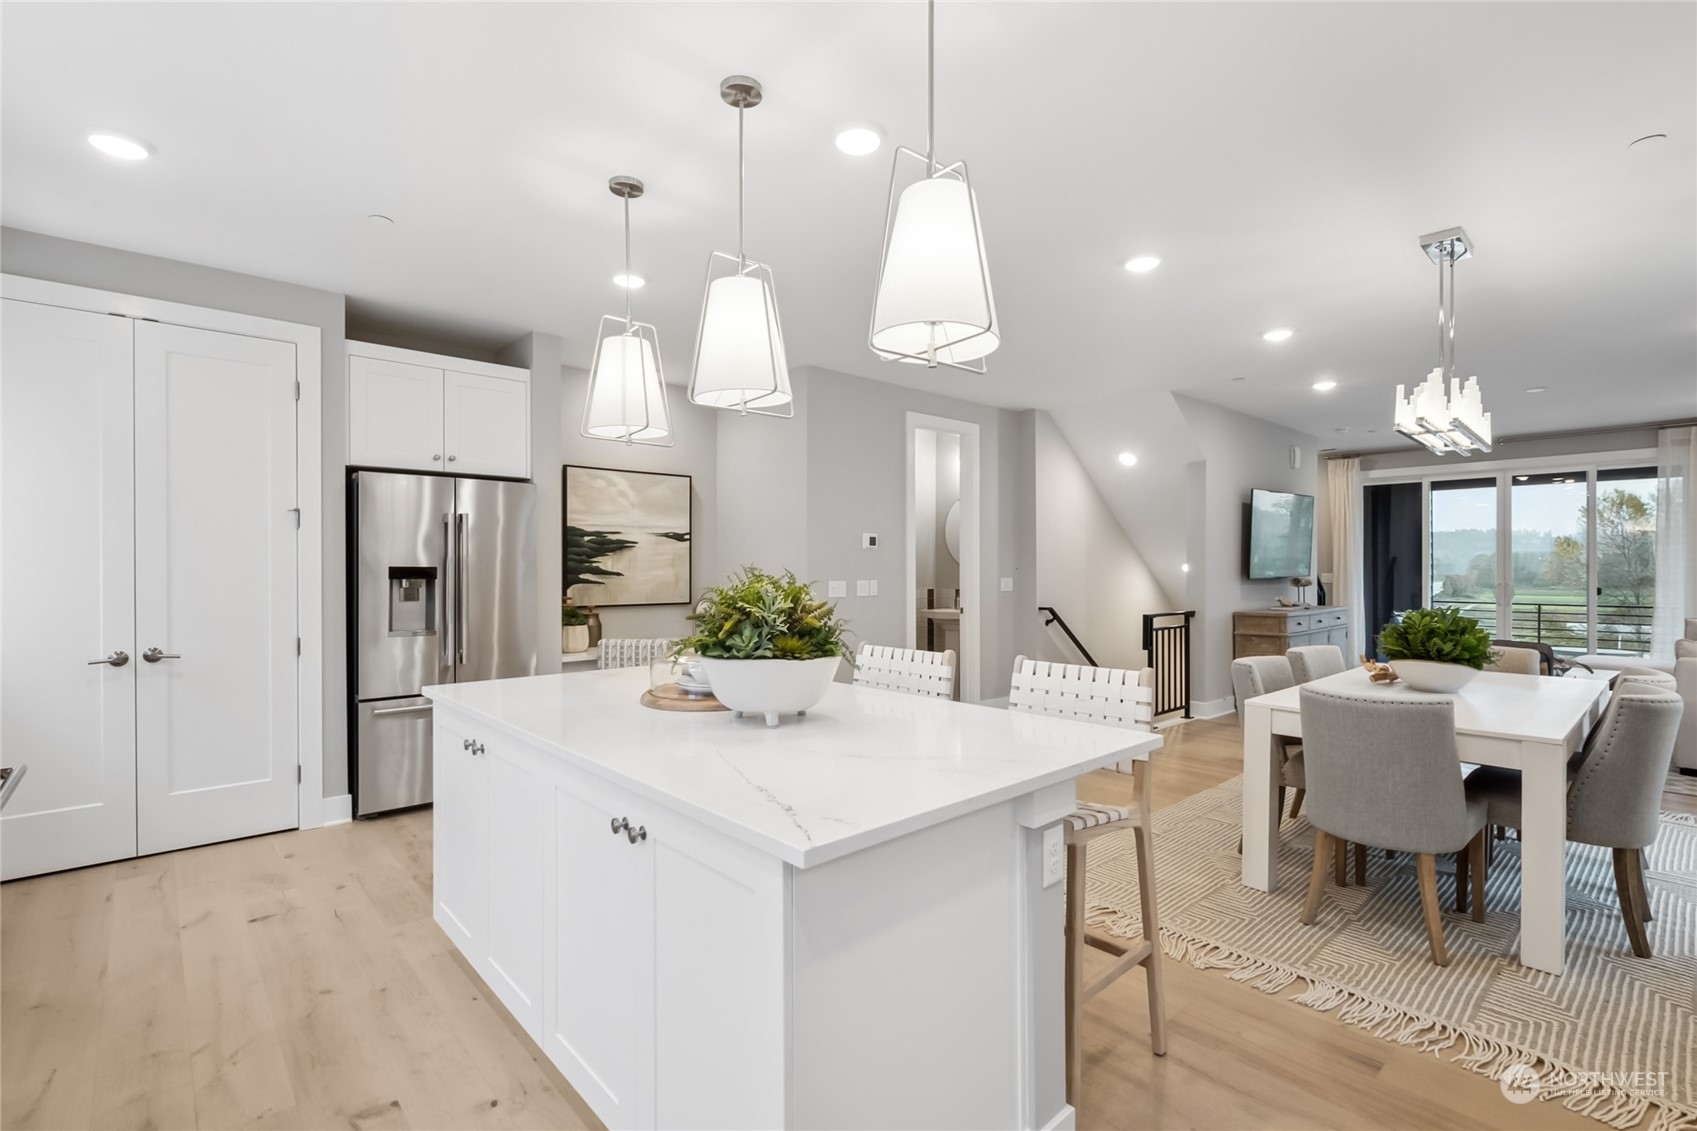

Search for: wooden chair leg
xmin=1612 ymin=847 xmax=1652 ymax=958
xmin=1301 ymin=831 xmax=1331 ymax=925
xmin=1469 ymin=830 xmax=1487 ymax=923
xmin=1131 ymin=761 xmax=1167 ymax=1057
xmin=1333 ymin=838 xmax=1348 ymax=887
xmin=1288 ymin=788 xmax=1305 ymax=820
xmin=1637 ymin=849 xmax=1653 ymax=922
xmin=1416 ymin=853 xmax=1450 ymax=966
xmin=1278 ymin=786 xmax=1287 ymax=825
xmin=1454 ymin=843 xmax=1470 ymax=914
xmin=1352 ymin=841 xmax=1367 ymax=885
xmin=1065 ymin=841 xmax=1086 ymax=1101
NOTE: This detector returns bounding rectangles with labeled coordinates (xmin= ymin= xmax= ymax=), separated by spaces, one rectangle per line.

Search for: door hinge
xmin=298 ymin=766 xmax=302 ymax=783
xmin=296 ymin=637 xmax=301 ymax=656
xmin=287 ymin=507 xmax=301 ymax=528
xmin=294 ymin=380 xmax=301 ymax=401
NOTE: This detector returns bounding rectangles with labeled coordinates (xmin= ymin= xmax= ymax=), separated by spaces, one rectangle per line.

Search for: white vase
xmin=1388 ymin=659 xmax=1478 ymax=693
xmin=562 ymin=624 xmax=590 ymax=654
xmin=696 ymin=656 xmax=841 ymax=727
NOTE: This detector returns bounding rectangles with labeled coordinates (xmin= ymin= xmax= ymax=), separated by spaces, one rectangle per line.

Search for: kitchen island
xmin=424 ymin=668 xmax=1161 ymax=1131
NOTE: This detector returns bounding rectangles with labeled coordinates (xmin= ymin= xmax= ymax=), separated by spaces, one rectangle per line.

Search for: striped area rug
xmin=1084 ymin=778 xmax=1696 ymax=1131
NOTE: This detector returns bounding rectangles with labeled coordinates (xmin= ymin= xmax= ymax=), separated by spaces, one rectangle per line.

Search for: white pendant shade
xmin=584 ymin=328 xmax=671 ymax=442
xmin=871 ymin=175 xmax=998 ymax=366
xmin=690 ymin=268 xmax=791 ymax=411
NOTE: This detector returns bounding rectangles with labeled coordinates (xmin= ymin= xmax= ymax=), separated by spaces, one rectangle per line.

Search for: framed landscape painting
xmin=563 ymin=465 xmax=692 ymax=606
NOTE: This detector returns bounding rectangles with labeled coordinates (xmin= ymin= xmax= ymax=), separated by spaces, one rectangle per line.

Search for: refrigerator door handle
xmin=441 ymin=513 xmax=453 ymax=667
xmin=456 ymin=512 xmax=467 ymax=666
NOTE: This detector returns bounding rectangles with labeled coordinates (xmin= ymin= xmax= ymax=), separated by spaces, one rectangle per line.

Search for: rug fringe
xmin=1087 ymin=900 xmax=1697 ymax=1131
xmin=1664 ymin=811 xmax=1697 ymax=828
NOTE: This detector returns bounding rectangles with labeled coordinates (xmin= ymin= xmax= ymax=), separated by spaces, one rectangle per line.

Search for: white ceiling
xmin=4 ymin=2 xmax=1693 ymax=449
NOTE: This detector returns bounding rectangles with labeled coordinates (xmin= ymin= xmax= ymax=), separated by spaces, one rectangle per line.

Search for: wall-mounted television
xmin=1247 ymin=489 xmax=1315 ymax=579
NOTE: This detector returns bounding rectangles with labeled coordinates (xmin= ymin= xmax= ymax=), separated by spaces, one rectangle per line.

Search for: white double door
xmin=1 ymin=299 xmax=301 ymax=880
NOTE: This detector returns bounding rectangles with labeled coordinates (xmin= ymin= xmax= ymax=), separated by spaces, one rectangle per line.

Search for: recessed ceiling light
xmin=1629 ymin=133 xmax=1668 ymax=148
xmin=1312 ymin=379 xmax=1337 ymax=392
xmin=88 ymin=132 xmax=152 ymax=161
xmin=834 ymin=124 xmax=883 ymax=156
xmin=1117 ymin=451 xmax=1138 ymax=467
xmin=1525 ymin=386 xmax=1547 ymax=393
xmin=613 ymin=274 xmax=645 ymax=289
xmin=1262 ymin=328 xmax=1293 ymax=343
xmin=1123 ymin=255 xmax=1161 ymax=274
xmin=1181 ymin=562 xmax=1190 ymax=573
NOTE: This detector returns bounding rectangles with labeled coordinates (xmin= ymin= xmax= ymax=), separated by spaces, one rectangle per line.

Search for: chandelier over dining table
xmin=1394 ymin=227 xmax=1492 ymax=456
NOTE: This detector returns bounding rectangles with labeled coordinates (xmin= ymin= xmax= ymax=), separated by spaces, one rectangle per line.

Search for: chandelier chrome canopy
xmin=868 ymin=0 xmax=998 ymax=372
xmin=688 ymin=75 xmax=792 ymax=417
xmin=1394 ymin=227 xmax=1492 ymax=456
xmin=582 ymin=176 xmax=673 ymax=447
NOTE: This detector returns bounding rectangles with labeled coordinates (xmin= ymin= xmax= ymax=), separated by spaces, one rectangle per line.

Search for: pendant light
xmin=582 ymin=176 xmax=672 ymax=447
xmin=869 ymin=0 xmax=998 ymax=372
xmin=689 ymin=75 xmax=792 ymax=417
xmin=1393 ymin=227 xmax=1492 ymax=456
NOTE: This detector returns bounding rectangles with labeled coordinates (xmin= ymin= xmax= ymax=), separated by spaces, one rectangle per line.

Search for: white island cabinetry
xmin=427 ymin=669 xmax=1159 ymax=1131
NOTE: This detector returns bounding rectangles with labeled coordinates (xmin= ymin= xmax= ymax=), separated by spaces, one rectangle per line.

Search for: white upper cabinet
xmin=348 ymin=343 xmax=529 ymax=478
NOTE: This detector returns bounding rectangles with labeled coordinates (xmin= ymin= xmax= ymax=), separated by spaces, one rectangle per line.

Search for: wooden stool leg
xmin=1132 ymin=761 xmax=1167 ymax=1057
xmin=1065 ymin=840 xmax=1086 ymax=1101
xmin=1416 ymin=853 xmax=1449 ymax=966
xmin=1469 ymin=830 xmax=1487 ymax=923
xmin=1302 ymin=831 xmax=1331 ymax=925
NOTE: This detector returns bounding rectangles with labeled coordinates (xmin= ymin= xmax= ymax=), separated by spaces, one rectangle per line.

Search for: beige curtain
xmin=1327 ymin=457 xmax=1364 ymax=658
xmin=1651 ymin=426 xmax=1695 ymax=659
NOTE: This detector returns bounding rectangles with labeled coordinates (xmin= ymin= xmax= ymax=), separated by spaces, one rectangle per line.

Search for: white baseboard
xmin=1039 ymin=1104 xmax=1077 ymax=1131
xmin=321 ymin=793 xmax=353 ymax=826
xmin=1188 ymin=696 xmax=1236 ymax=720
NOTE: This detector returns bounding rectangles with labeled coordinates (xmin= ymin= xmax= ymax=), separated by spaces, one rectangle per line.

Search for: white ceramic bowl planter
xmin=698 ymin=656 xmax=841 ymax=727
xmin=1388 ymin=659 xmax=1479 ymax=693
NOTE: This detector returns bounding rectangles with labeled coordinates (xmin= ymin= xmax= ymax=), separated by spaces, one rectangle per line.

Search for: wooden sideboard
xmin=1233 ymin=607 xmax=1351 ymax=659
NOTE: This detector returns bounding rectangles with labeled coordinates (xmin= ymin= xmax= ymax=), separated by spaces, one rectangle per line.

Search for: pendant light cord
xmin=738 ymin=105 xmax=746 ymax=271
xmin=927 ymin=0 xmax=936 ymax=171
xmin=623 ymin=195 xmax=633 ymax=328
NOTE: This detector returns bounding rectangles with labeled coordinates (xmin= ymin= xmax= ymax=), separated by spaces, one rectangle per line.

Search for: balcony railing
xmin=1429 ymin=598 xmax=1653 ymax=657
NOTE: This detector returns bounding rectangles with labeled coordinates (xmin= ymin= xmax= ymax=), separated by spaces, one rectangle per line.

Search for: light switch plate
xmin=1042 ymin=825 xmax=1065 ymax=888
xmin=827 ymin=581 xmax=846 ymax=599
xmin=856 ymin=580 xmax=871 ymax=597
xmin=869 ymin=580 xmax=879 ymax=596
xmin=1000 ymin=577 xmax=1014 ymax=592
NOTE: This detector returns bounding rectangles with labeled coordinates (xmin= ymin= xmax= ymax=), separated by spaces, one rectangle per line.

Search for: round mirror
xmin=944 ymin=500 xmax=962 ymax=562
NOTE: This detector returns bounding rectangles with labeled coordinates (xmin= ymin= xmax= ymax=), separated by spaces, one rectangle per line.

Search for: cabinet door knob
xmin=610 ymin=816 xmax=629 ymax=835
xmin=462 ymin=738 xmax=473 ymax=751
xmin=471 ymin=742 xmax=484 ymax=756
xmin=625 ymin=824 xmax=647 ymax=844
xmin=432 ymin=454 xmax=442 ymax=461
xmin=447 ymin=455 xmax=457 ymax=462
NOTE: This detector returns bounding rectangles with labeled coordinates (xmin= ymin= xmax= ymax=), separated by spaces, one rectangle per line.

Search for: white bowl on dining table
xmin=1387 ymin=659 xmax=1479 ymax=694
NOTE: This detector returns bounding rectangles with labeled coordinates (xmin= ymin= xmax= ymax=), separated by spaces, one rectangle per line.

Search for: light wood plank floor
xmin=4 ymin=715 xmax=1691 ymax=1131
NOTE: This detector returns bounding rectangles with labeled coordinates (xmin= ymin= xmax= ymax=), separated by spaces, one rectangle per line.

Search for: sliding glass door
xmin=1369 ymin=459 xmax=1658 ymax=660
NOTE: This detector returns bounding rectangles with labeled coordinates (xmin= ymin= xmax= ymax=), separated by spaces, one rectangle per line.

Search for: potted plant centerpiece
xmin=1378 ymin=606 xmax=1498 ymax=693
xmin=680 ymin=567 xmax=852 ymax=727
xmin=561 ymin=604 xmax=590 ymax=655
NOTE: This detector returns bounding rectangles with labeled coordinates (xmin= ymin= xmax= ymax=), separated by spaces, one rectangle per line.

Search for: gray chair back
xmin=1616 ymin=667 xmax=1677 ymax=693
xmin=1232 ymin=656 xmax=1294 ymax=722
xmin=1288 ymin=645 xmax=1346 ymax=684
xmin=1567 ymin=687 xmax=1684 ymax=850
xmin=1299 ymin=686 xmax=1477 ymax=854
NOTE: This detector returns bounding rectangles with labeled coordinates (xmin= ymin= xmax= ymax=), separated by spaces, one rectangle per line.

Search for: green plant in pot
xmin=678 ymin=566 xmax=852 ymax=727
xmin=1378 ymin=607 xmax=1499 ymax=692
xmin=561 ymin=604 xmax=590 ymax=655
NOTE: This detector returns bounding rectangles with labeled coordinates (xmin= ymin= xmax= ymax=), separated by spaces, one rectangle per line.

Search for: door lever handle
xmin=142 ymin=647 xmax=181 ymax=663
xmin=88 ymin=651 xmax=129 ymax=667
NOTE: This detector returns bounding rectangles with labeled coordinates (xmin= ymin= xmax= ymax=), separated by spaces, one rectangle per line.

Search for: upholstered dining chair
xmin=1465 ymin=686 xmax=1683 ymax=957
xmin=852 ymin=643 xmax=956 ymax=699
xmin=1287 ymin=644 xmax=1346 ymax=684
xmin=1297 ymin=686 xmax=1490 ymax=966
xmin=1485 ymin=646 xmax=1542 ymax=676
xmin=1617 ymin=667 xmax=1678 ymax=693
xmin=597 ymin=638 xmax=675 ymax=670
xmin=1232 ymin=656 xmax=1306 ymax=820
xmin=1008 ymin=656 xmax=1166 ymax=1100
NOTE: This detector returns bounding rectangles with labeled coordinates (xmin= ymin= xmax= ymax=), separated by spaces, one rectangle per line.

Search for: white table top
xmin=426 ymin=669 xmax=1160 ymax=868
xmin=1247 ymin=666 xmax=1608 ymax=744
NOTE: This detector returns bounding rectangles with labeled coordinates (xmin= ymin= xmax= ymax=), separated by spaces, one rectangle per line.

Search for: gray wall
xmin=497 ymin=333 xmax=565 ymax=672
xmin=560 ymin=364 xmax=720 ymax=642
xmin=2 ymin=226 xmax=353 ymax=796
xmin=1175 ymin=395 xmax=1320 ymax=705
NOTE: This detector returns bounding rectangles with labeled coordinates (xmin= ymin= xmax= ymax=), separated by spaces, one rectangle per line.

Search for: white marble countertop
xmin=425 ymin=669 xmax=1160 ymax=868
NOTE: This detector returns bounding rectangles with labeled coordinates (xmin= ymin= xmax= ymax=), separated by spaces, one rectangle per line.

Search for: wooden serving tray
xmin=641 ymin=683 xmax=729 ymax=712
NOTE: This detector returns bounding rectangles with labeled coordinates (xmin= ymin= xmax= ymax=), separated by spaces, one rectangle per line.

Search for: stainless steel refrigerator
xmin=351 ymin=471 xmax=536 ymax=816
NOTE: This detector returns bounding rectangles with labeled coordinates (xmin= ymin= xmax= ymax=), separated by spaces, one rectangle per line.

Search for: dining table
xmin=1241 ymin=666 xmax=1610 ymax=975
